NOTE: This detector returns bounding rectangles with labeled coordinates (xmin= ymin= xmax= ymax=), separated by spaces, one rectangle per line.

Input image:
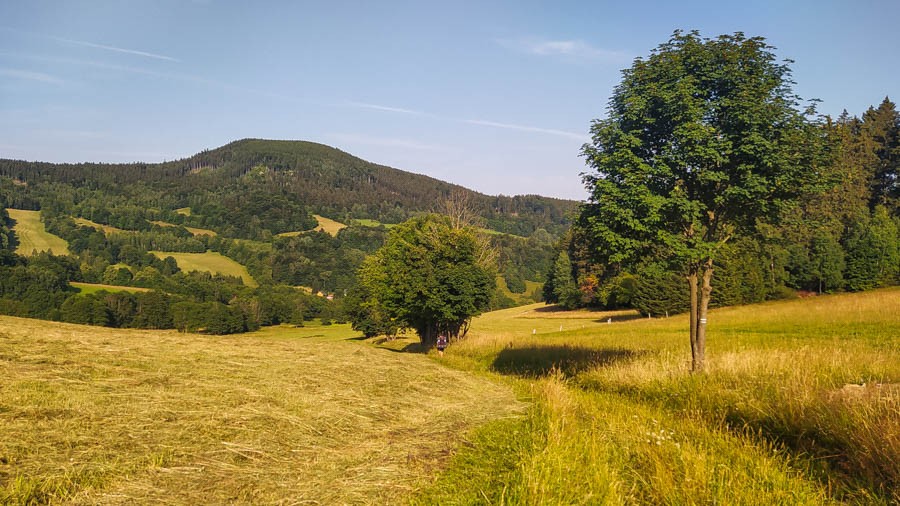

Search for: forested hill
xmin=0 ymin=138 xmax=576 ymax=237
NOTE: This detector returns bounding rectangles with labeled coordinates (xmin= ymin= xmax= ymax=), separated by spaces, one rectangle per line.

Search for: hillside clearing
xmin=277 ymin=215 xmax=347 ymax=237
xmin=0 ymin=318 xmax=523 ymax=504
xmin=73 ymin=217 xmax=126 ymax=235
xmin=6 ymin=209 xmax=70 ymax=256
xmin=70 ymin=282 xmax=152 ymax=294
xmin=150 ymin=251 xmax=257 ymax=287
xmin=150 ymin=220 xmax=217 ymax=237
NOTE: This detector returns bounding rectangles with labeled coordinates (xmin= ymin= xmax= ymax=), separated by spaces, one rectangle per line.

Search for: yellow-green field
xmin=6 ymin=209 xmax=70 ymax=256
xmin=150 ymin=251 xmax=257 ymax=287
xmin=73 ymin=217 xmax=126 ymax=234
xmin=150 ymin=220 xmax=217 ymax=237
xmin=350 ymin=218 xmax=397 ymax=229
xmin=277 ymin=215 xmax=347 ymax=237
xmin=70 ymin=282 xmax=152 ymax=294
xmin=174 ymin=207 xmax=191 ymax=216
xmin=412 ymin=289 xmax=900 ymax=504
xmin=0 ymin=318 xmax=522 ymax=504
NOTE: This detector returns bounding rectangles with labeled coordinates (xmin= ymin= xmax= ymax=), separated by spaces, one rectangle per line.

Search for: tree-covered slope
xmin=0 ymin=139 xmax=577 ymax=238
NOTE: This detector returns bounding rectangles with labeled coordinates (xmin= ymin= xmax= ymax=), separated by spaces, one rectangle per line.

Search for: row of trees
xmin=545 ymin=31 xmax=899 ymax=371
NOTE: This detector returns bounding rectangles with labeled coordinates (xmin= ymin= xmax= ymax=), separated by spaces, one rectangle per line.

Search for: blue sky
xmin=1 ymin=1 xmax=897 ymax=200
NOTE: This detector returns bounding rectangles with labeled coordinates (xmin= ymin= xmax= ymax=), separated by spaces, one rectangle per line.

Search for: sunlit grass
xmin=416 ymin=288 xmax=900 ymax=504
xmin=6 ymin=209 xmax=70 ymax=256
xmin=73 ymin=217 xmax=126 ymax=234
xmin=0 ymin=317 xmax=523 ymax=504
xmin=70 ymin=282 xmax=151 ymax=295
xmin=149 ymin=220 xmax=217 ymax=237
xmin=150 ymin=250 xmax=257 ymax=287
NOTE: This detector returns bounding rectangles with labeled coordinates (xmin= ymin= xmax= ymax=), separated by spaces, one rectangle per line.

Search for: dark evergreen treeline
xmin=545 ymin=98 xmax=900 ymax=314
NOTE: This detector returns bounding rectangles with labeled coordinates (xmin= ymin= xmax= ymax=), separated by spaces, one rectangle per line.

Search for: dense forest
xmin=545 ymin=98 xmax=900 ymax=314
xmin=0 ymin=140 xmax=566 ymax=333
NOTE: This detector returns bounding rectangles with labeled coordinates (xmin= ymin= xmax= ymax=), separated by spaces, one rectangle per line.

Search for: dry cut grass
xmin=0 ymin=317 xmax=523 ymax=504
xmin=150 ymin=251 xmax=257 ymax=288
xmin=6 ymin=209 xmax=70 ymax=256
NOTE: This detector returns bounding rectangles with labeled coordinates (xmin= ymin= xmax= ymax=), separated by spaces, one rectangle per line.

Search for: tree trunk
xmin=688 ymin=269 xmax=700 ymax=371
xmin=694 ymin=260 xmax=714 ymax=372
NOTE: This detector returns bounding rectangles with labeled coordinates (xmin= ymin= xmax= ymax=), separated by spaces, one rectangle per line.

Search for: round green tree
xmin=351 ymin=214 xmax=495 ymax=346
xmin=580 ymin=31 xmax=824 ymax=371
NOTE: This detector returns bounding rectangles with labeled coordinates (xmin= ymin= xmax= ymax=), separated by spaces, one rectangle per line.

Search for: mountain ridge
xmin=1 ymin=138 xmax=577 ymax=237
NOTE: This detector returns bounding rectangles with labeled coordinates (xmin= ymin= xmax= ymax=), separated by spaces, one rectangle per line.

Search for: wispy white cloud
xmin=344 ymin=101 xmax=423 ymax=115
xmin=497 ymin=37 xmax=629 ymax=63
xmin=464 ymin=119 xmax=588 ymax=142
xmin=329 ymin=133 xmax=446 ymax=151
xmin=51 ymin=36 xmax=179 ymax=62
xmin=0 ymin=68 xmax=64 ymax=84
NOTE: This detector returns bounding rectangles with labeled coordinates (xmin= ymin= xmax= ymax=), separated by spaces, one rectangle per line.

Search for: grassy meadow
xmin=69 ymin=282 xmax=152 ymax=295
xmin=1 ymin=288 xmax=896 ymax=504
xmin=277 ymin=215 xmax=347 ymax=237
xmin=0 ymin=318 xmax=523 ymax=504
xmin=6 ymin=209 xmax=70 ymax=256
xmin=150 ymin=251 xmax=257 ymax=287
xmin=412 ymin=288 xmax=900 ymax=504
xmin=73 ymin=218 xmax=126 ymax=235
xmin=150 ymin=220 xmax=217 ymax=237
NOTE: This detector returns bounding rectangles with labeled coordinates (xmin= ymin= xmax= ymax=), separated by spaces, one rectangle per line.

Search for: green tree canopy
xmin=579 ymin=31 xmax=824 ymax=371
xmin=350 ymin=214 xmax=495 ymax=346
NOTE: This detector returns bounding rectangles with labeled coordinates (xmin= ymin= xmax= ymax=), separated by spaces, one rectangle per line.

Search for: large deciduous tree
xmin=350 ymin=214 xmax=494 ymax=346
xmin=580 ymin=31 xmax=824 ymax=371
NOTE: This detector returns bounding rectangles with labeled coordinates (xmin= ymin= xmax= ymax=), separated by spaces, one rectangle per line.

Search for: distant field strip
xmin=278 ymin=215 xmax=347 ymax=237
xmin=150 ymin=220 xmax=217 ymax=237
xmin=73 ymin=217 xmax=126 ymax=234
xmin=151 ymin=251 xmax=257 ymax=287
xmin=0 ymin=318 xmax=523 ymax=504
xmin=70 ymin=282 xmax=151 ymax=294
xmin=7 ymin=209 xmax=70 ymax=256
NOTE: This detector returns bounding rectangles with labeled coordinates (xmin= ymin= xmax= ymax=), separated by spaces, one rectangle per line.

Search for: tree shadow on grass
xmin=492 ymin=345 xmax=644 ymax=378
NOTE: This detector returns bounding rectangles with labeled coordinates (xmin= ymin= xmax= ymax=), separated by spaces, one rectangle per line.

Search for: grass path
xmin=6 ymin=209 xmax=69 ymax=256
xmin=151 ymin=251 xmax=257 ymax=287
xmin=0 ymin=318 xmax=523 ymax=504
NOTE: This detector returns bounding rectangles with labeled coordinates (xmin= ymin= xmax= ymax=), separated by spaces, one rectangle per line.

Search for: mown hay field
xmin=150 ymin=251 xmax=257 ymax=288
xmin=0 ymin=318 xmax=523 ymax=504
xmin=6 ymin=209 xmax=70 ymax=256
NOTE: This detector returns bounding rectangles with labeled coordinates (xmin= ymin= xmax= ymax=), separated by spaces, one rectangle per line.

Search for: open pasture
xmin=6 ymin=209 xmax=70 ymax=256
xmin=150 ymin=251 xmax=257 ymax=287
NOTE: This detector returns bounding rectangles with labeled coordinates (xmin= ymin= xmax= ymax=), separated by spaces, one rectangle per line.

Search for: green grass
xmin=350 ymin=218 xmax=397 ymax=229
xmin=150 ymin=251 xmax=257 ymax=287
xmin=174 ymin=207 xmax=191 ymax=216
xmin=150 ymin=220 xmax=217 ymax=237
xmin=70 ymin=282 xmax=151 ymax=295
xmin=6 ymin=209 xmax=70 ymax=256
xmin=412 ymin=288 xmax=900 ymax=504
xmin=73 ymin=217 xmax=127 ymax=234
xmin=0 ymin=317 xmax=523 ymax=504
